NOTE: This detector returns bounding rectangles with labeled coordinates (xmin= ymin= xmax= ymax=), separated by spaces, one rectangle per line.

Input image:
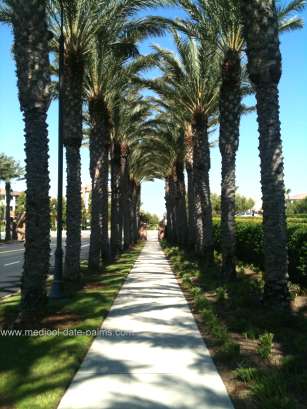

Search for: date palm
xmin=112 ymin=90 xmax=154 ymax=250
xmin=135 ymin=111 xmax=188 ymax=245
xmin=0 ymin=0 xmax=51 ymax=318
xmin=166 ymin=0 xmax=305 ymax=278
xmin=84 ymin=49 xmax=112 ymax=270
xmin=0 ymin=154 xmax=24 ymax=241
xmin=49 ymin=0 xmax=169 ymax=279
xmin=239 ymin=0 xmax=305 ymax=306
xmin=145 ymin=34 xmax=221 ymax=261
xmin=84 ymin=40 xmax=155 ymax=268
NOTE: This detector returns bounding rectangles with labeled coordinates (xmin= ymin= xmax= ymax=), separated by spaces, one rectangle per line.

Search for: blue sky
xmin=0 ymin=5 xmax=306 ymax=218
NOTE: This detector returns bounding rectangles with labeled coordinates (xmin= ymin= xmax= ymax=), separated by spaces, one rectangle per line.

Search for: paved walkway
xmin=58 ymin=232 xmax=234 ymax=409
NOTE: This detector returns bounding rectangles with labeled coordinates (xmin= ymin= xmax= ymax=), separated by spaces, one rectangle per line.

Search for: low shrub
xmin=234 ymin=366 xmax=259 ymax=383
xmin=212 ymin=220 xmax=307 ymax=286
xmin=257 ymin=332 xmax=274 ymax=360
xmin=251 ymin=372 xmax=297 ymax=409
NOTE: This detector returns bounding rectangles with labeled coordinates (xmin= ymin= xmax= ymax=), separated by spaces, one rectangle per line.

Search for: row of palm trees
xmin=1 ymin=0 xmax=167 ymax=319
xmin=0 ymin=0 xmax=304 ymax=319
xmin=0 ymin=153 xmax=23 ymax=240
xmin=133 ymin=0 xmax=305 ymax=307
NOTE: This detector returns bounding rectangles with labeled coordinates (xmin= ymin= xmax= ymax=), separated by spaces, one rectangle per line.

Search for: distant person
xmin=16 ymin=213 xmax=26 ymax=241
xmin=158 ymin=220 xmax=165 ymax=241
xmin=139 ymin=223 xmax=147 ymax=241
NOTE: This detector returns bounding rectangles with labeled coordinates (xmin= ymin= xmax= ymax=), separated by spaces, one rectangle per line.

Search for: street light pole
xmin=50 ymin=0 xmax=64 ymax=298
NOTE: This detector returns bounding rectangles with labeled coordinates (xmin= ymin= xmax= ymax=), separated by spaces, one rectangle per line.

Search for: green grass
xmin=0 ymin=243 xmax=143 ymax=409
xmin=161 ymin=241 xmax=307 ymax=409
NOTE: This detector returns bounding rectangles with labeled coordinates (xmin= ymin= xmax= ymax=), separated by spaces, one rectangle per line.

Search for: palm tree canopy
xmin=152 ymin=0 xmax=305 ymax=55
xmin=0 ymin=153 xmax=24 ymax=182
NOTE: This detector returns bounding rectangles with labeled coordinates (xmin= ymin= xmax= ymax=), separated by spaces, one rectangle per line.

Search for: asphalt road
xmin=0 ymin=231 xmax=91 ymax=298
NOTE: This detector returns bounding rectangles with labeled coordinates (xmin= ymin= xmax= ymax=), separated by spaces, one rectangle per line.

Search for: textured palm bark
xmin=131 ymin=180 xmax=139 ymax=244
xmin=186 ymin=162 xmax=196 ymax=248
xmin=168 ymin=176 xmax=178 ymax=244
xmin=64 ymin=146 xmax=81 ymax=280
xmin=100 ymin=144 xmax=109 ymax=260
xmin=120 ymin=146 xmax=131 ymax=249
xmin=129 ymin=179 xmax=137 ymax=244
xmin=185 ymin=126 xmax=196 ymax=249
xmin=192 ymin=112 xmax=214 ymax=263
xmin=5 ymin=182 xmax=11 ymax=241
xmin=174 ymin=162 xmax=188 ymax=246
xmin=88 ymin=99 xmax=110 ymax=270
xmin=165 ymin=178 xmax=175 ymax=243
xmin=63 ymin=53 xmax=84 ymax=280
xmin=240 ymin=0 xmax=290 ymax=306
xmin=136 ymin=184 xmax=141 ymax=237
xmin=136 ymin=184 xmax=141 ymax=240
xmin=11 ymin=0 xmax=50 ymax=317
xmin=219 ymin=50 xmax=241 ymax=279
xmin=111 ymin=143 xmax=122 ymax=258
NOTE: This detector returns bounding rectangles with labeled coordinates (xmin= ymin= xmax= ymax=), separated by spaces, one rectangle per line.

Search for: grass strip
xmin=0 ymin=243 xmax=143 ymax=409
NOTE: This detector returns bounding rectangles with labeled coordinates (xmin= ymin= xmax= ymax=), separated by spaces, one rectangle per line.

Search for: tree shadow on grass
xmin=0 ymin=244 xmax=144 ymax=409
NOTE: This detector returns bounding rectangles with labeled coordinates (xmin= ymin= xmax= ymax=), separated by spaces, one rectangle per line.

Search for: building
xmin=289 ymin=193 xmax=307 ymax=202
xmin=0 ymin=188 xmax=22 ymax=217
xmin=81 ymin=184 xmax=91 ymax=210
xmin=81 ymin=183 xmax=112 ymax=211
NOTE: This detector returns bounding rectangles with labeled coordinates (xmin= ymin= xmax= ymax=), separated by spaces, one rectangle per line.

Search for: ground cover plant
xmin=0 ymin=243 xmax=143 ymax=409
xmin=161 ymin=241 xmax=307 ymax=409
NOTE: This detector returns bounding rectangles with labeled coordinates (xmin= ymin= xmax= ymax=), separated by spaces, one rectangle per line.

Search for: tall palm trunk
xmin=240 ymin=0 xmax=290 ymax=306
xmin=129 ymin=179 xmax=136 ymax=244
xmin=120 ymin=144 xmax=131 ymax=250
xmin=111 ymin=142 xmax=122 ymax=258
xmin=165 ymin=178 xmax=174 ymax=243
xmin=11 ymin=0 xmax=50 ymax=316
xmin=186 ymin=162 xmax=196 ymax=248
xmin=65 ymin=146 xmax=81 ymax=279
xmin=185 ymin=126 xmax=196 ymax=248
xmin=100 ymin=144 xmax=109 ymax=261
xmin=192 ymin=111 xmax=213 ymax=264
xmin=130 ymin=180 xmax=139 ymax=244
xmin=174 ymin=161 xmax=188 ymax=246
xmin=63 ymin=62 xmax=84 ymax=281
xmin=168 ymin=176 xmax=177 ymax=244
xmin=5 ymin=181 xmax=11 ymax=241
xmin=88 ymin=99 xmax=109 ymax=270
xmin=136 ymin=183 xmax=141 ymax=238
xmin=219 ymin=50 xmax=241 ymax=279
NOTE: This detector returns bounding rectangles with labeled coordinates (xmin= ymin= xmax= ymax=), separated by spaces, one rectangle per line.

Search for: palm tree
xmin=49 ymin=0 xmax=171 ymax=279
xmin=112 ymin=90 xmax=154 ymax=250
xmin=145 ymin=35 xmax=221 ymax=261
xmin=0 ymin=154 xmax=24 ymax=241
xmin=239 ymin=0 xmax=305 ymax=306
xmin=0 ymin=0 xmax=51 ymax=318
xmin=129 ymin=107 xmax=189 ymax=246
xmin=84 ymin=49 xmax=112 ymax=271
xmin=163 ymin=0 xmax=305 ymax=278
xmin=110 ymin=139 xmax=122 ymax=258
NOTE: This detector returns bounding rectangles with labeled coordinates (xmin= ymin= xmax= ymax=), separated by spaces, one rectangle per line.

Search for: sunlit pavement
xmin=0 ymin=231 xmax=90 ymax=297
xmin=58 ymin=231 xmax=234 ymax=409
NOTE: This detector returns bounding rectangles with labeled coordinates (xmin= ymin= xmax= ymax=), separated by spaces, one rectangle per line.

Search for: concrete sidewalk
xmin=58 ymin=232 xmax=234 ymax=409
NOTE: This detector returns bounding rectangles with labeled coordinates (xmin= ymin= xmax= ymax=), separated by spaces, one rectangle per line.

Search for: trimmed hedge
xmin=213 ymin=220 xmax=307 ymax=286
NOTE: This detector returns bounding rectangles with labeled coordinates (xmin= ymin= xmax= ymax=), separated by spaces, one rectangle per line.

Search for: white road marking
xmin=0 ymin=242 xmax=89 ymax=256
xmin=4 ymin=261 xmax=21 ymax=267
xmin=0 ymin=249 xmax=24 ymax=255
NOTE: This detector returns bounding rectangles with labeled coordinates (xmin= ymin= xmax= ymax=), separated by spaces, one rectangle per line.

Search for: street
xmin=0 ymin=231 xmax=91 ymax=298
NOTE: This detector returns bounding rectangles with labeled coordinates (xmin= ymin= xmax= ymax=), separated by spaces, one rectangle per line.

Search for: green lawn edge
xmin=0 ymin=243 xmax=144 ymax=409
